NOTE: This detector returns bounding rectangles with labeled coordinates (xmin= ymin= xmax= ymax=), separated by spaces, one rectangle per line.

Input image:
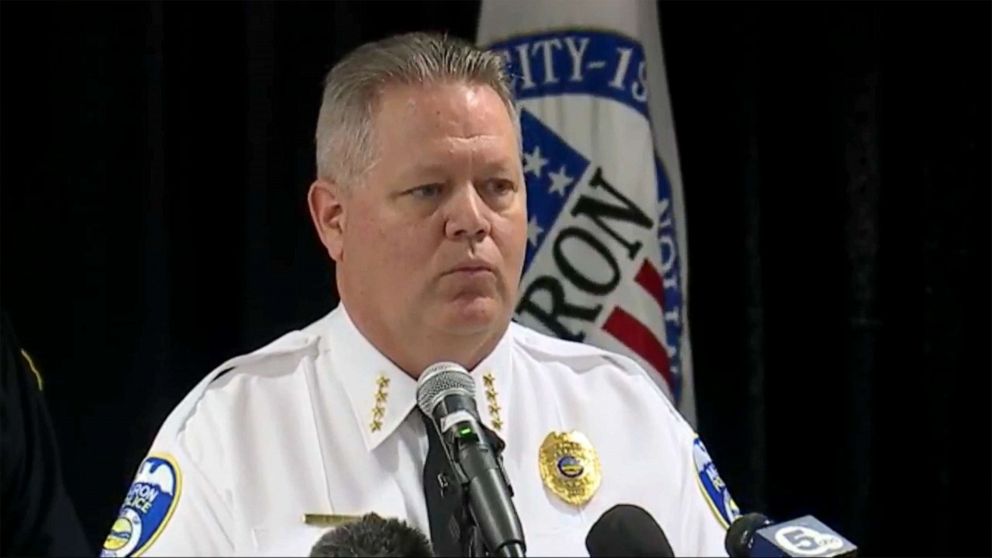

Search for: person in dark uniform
xmin=1 ymin=309 xmax=91 ymax=556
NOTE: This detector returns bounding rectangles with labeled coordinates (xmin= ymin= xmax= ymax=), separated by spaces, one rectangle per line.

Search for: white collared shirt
xmin=101 ymin=304 xmax=737 ymax=557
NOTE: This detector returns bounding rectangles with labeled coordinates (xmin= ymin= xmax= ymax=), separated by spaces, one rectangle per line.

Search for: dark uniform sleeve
xmin=1 ymin=310 xmax=92 ymax=556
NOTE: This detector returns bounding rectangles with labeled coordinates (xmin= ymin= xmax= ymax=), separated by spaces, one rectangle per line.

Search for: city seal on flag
xmin=484 ymin=31 xmax=688 ymax=407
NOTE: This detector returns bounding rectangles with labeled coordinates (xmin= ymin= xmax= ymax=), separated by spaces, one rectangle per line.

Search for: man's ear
xmin=308 ymin=179 xmax=347 ymax=262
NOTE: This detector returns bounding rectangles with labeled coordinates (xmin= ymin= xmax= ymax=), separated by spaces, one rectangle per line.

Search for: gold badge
xmin=538 ymin=431 xmax=602 ymax=506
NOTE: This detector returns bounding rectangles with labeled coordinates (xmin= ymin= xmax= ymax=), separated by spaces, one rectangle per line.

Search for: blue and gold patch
xmin=101 ymin=453 xmax=182 ymax=557
xmin=692 ymin=438 xmax=741 ymax=528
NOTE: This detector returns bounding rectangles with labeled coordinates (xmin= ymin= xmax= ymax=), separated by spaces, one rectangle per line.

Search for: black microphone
xmin=726 ymin=513 xmax=774 ymax=557
xmin=723 ymin=513 xmax=772 ymax=558
xmin=585 ymin=504 xmax=674 ymax=557
xmin=309 ymin=513 xmax=433 ymax=557
xmin=725 ymin=512 xmax=857 ymax=557
xmin=416 ymin=362 xmax=526 ymax=558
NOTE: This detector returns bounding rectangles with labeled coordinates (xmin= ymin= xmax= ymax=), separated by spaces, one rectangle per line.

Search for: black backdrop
xmin=1 ymin=1 xmax=989 ymax=556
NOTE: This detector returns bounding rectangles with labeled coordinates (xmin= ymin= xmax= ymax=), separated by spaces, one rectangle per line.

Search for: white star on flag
xmin=526 ymin=216 xmax=544 ymax=247
xmin=523 ymin=145 xmax=548 ymax=179
xmin=547 ymin=165 xmax=573 ymax=196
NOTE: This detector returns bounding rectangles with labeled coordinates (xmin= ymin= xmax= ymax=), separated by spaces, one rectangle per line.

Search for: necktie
xmin=420 ymin=410 xmax=481 ymax=557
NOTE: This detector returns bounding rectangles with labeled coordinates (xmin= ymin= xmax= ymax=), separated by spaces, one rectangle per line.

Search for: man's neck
xmin=341 ymin=301 xmax=507 ymax=379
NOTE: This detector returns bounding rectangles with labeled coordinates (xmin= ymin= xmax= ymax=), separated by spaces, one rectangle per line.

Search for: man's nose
xmin=444 ymin=184 xmax=492 ymax=242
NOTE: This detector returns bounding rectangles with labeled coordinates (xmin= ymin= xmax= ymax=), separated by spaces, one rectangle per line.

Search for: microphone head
xmin=309 ymin=513 xmax=433 ymax=557
xmin=416 ymin=361 xmax=475 ymax=416
xmin=725 ymin=512 xmax=773 ymax=557
xmin=585 ymin=504 xmax=674 ymax=557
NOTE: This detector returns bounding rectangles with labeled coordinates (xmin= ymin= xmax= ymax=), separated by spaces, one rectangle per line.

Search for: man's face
xmin=336 ymin=81 xmax=526 ymax=339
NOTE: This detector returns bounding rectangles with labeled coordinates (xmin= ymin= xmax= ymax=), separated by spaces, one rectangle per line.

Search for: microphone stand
xmin=446 ymin=423 xmax=523 ymax=558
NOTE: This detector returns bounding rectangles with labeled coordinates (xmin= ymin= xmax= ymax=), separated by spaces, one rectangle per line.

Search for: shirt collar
xmin=470 ymin=325 xmax=514 ymax=440
xmin=325 ymin=304 xmax=514 ymax=451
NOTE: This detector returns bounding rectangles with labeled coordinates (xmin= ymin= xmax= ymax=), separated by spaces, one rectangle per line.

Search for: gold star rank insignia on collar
xmin=370 ymin=373 xmax=389 ymax=432
xmin=483 ymin=371 xmax=503 ymax=431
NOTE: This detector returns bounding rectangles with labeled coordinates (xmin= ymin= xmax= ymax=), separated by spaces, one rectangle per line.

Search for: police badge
xmin=538 ymin=430 xmax=602 ymax=506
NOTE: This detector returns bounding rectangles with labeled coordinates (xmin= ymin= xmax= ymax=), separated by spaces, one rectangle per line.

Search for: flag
xmin=477 ymin=0 xmax=697 ymax=425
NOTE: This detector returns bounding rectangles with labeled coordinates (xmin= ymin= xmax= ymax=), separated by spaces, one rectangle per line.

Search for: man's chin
xmin=438 ymin=298 xmax=506 ymax=335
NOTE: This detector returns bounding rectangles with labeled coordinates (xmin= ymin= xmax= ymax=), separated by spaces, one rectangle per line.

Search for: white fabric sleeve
xmin=622 ymin=359 xmax=738 ymax=557
xmin=100 ymin=398 xmax=236 ymax=556
xmin=673 ymin=426 xmax=739 ymax=557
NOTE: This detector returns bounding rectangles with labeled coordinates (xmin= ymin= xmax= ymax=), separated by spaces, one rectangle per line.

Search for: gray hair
xmin=314 ymin=32 xmax=519 ymax=186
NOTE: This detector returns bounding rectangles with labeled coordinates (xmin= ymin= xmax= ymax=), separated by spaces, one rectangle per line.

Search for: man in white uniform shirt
xmin=101 ymin=32 xmax=740 ymax=557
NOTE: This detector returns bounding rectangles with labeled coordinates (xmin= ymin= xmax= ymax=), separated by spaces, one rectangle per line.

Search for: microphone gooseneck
xmin=416 ymin=362 xmax=526 ymax=558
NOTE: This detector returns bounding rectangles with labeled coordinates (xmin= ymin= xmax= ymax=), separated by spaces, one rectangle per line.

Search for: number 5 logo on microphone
xmin=774 ymin=526 xmax=844 ymax=556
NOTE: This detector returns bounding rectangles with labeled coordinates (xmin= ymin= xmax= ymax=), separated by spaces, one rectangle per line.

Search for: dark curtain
xmin=1 ymin=1 xmax=987 ymax=555
xmin=662 ymin=2 xmax=990 ymax=555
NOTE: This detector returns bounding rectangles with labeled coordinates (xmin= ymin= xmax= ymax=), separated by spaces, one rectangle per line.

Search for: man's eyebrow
xmin=406 ymin=161 xmax=449 ymax=177
xmin=474 ymin=158 xmax=521 ymax=176
xmin=483 ymin=162 xmax=520 ymax=175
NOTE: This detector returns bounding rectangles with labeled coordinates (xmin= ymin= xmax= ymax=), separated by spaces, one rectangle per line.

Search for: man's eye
xmin=409 ymin=184 xmax=442 ymax=198
xmin=486 ymin=179 xmax=516 ymax=196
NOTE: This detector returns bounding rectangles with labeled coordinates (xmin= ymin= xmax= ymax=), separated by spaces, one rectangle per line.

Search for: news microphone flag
xmin=477 ymin=0 xmax=697 ymax=424
xmin=751 ymin=516 xmax=857 ymax=557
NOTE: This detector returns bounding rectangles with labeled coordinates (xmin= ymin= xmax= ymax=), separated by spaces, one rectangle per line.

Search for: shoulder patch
xmin=101 ymin=453 xmax=183 ymax=557
xmin=692 ymin=437 xmax=741 ymax=528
